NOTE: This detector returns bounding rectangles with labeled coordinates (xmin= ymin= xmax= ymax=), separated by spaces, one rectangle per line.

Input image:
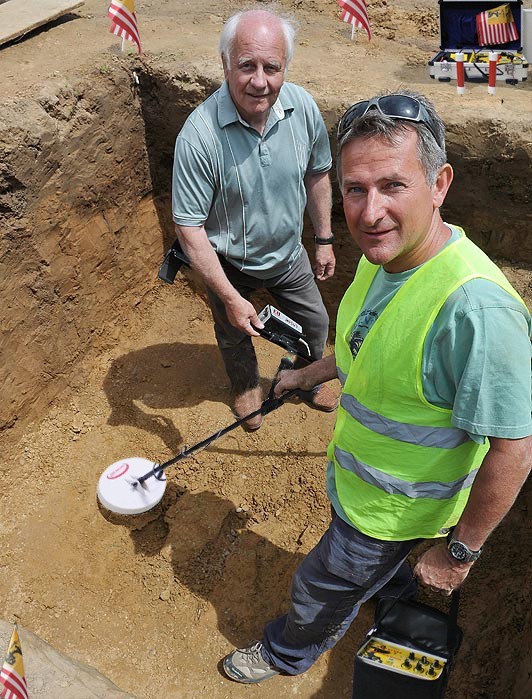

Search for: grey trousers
xmin=207 ymin=249 xmax=329 ymax=395
xmin=262 ymin=512 xmax=420 ymax=674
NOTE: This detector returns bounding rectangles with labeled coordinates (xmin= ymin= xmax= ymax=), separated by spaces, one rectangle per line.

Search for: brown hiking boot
xmin=233 ymin=387 xmax=263 ymax=432
xmin=299 ymin=383 xmax=338 ymax=413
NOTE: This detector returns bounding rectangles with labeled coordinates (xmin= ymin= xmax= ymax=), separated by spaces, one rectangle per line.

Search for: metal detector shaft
xmin=135 ymin=388 xmax=300 ymax=486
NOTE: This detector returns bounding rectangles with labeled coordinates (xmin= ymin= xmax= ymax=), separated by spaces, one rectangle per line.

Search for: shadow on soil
xmin=100 ymin=338 xmax=369 ymax=695
xmin=102 ymin=340 xmax=328 ymax=458
xmin=103 ymin=341 xmax=230 ymax=453
xmin=105 ymin=485 xmax=366 ymax=699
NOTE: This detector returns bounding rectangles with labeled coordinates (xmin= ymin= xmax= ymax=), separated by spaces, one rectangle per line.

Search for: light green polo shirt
xmin=172 ymin=81 xmax=332 ymax=279
xmin=327 ymin=225 xmax=532 ymax=524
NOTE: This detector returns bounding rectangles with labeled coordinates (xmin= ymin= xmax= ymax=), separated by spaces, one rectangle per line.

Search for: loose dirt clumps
xmin=1 ymin=2 xmax=531 ymax=698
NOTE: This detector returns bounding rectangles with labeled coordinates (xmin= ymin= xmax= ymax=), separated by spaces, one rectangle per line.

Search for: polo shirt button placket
xmin=259 ymin=140 xmax=271 ymax=167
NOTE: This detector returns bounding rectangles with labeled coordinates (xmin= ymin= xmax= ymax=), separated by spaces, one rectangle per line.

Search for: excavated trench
xmin=0 ymin=61 xmax=531 ymax=698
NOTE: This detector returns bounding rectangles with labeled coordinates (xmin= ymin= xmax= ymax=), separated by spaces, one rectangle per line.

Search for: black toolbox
xmin=352 ymin=594 xmax=463 ymax=699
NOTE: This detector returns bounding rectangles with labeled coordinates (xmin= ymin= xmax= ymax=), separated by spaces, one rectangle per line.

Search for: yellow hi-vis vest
xmin=330 ymin=231 xmax=526 ymax=540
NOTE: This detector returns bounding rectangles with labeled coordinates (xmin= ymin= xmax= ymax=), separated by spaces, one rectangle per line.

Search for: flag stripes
xmin=0 ymin=666 xmax=28 ymax=699
xmin=108 ymin=1 xmax=142 ymax=53
xmin=338 ymin=0 xmax=372 ymax=40
xmin=476 ymin=4 xmax=518 ymax=45
xmin=0 ymin=626 xmax=28 ymax=699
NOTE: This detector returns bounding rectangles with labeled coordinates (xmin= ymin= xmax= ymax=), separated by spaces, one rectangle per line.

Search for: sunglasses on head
xmin=337 ymin=94 xmax=442 ymax=148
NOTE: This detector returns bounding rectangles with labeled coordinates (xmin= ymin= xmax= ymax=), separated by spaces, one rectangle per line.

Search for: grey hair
xmin=219 ymin=6 xmax=299 ymax=71
xmin=337 ymin=90 xmax=447 ymax=187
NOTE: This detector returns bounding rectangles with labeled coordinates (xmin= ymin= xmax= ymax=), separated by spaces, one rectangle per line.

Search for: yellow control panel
xmin=357 ymin=637 xmax=447 ymax=680
xmin=448 ymin=51 xmax=526 ymax=64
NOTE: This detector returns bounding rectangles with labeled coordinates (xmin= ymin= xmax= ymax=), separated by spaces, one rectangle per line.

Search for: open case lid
xmin=439 ymin=0 xmax=523 ymax=51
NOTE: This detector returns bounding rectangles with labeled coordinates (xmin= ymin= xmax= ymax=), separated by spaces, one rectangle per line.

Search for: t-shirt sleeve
xmin=306 ymin=97 xmax=332 ymax=175
xmin=425 ymin=281 xmax=532 ymax=440
xmin=172 ymin=134 xmax=216 ymax=227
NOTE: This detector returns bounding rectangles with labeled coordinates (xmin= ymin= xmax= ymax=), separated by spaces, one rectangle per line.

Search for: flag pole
xmin=351 ymin=23 xmax=355 ymax=40
xmin=121 ymin=36 xmax=125 ymax=53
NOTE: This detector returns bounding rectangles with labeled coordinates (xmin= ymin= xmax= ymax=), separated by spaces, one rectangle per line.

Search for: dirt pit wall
xmin=0 ymin=64 xmax=214 ymax=431
xmin=4 ymin=57 xmax=531 ymax=433
xmin=0 ymin=58 xmax=531 ymax=699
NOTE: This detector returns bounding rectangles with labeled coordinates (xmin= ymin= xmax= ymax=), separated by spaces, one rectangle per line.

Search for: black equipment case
xmin=352 ymin=592 xmax=463 ymax=699
xmin=428 ymin=0 xmax=528 ymax=84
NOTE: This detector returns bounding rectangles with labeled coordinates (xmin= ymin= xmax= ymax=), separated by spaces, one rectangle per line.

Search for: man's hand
xmin=413 ymin=543 xmax=473 ymax=596
xmin=274 ymin=354 xmax=338 ymax=398
xmin=274 ymin=368 xmax=313 ymax=397
xmin=225 ymin=295 xmax=263 ymax=337
xmin=314 ymin=244 xmax=336 ymax=281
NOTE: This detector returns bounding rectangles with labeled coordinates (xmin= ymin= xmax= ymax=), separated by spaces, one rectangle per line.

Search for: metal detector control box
xmin=428 ymin=0 xmax=528 ymax=84
xmin=257 ymin=305 xmax=311 ymax=359
xmin=258 ymin=305 xmax=303 ymax=336
xmin=357 ymin=637 xmax=446 ymax=680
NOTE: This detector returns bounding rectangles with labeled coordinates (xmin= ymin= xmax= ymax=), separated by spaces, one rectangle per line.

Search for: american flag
xmin=0 ymin=626 xmax=28 ymax=699
xmin=476 ymin=3 xmax=518 ymax=46
xmin=338 ymin=0 xmax=372 ymax=41
xmin=108 ymin=0 xmax=142 ymax=54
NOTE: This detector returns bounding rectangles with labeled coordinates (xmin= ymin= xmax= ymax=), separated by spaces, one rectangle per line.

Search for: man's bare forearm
xmin=175 ymin=224 xmax=262 ymax=334
xmin=175 ymin=224 xmax=239 ymax=304
xmin=304 ymin=171 xmax=332 ymax=237
xmin=305 ymin=171 xmax=335 ymax=281
xmin=452 ymin=435 xmax=532 ymax=550
xmin=414 ymin=434 xmax=532 ymax=593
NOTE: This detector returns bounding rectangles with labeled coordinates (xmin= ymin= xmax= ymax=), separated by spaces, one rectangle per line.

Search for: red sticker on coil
xmin=107 ymin=462 xmax=130 ymax=479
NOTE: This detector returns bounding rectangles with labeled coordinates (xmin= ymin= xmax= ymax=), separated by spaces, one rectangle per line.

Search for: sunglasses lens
xmin=348 ymin=101 xmax=370 ymax=120
xmin=378 ymin=95 xmax=420 ymax=119
xmin=338 ymin=101 xmax=369 ymax=138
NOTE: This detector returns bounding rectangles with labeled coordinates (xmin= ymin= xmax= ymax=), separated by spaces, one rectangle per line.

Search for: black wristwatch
xmin=447 ymin=533 xmax=482 ymax=564
xmin=314 ymin=234 xmax=335 ymax=245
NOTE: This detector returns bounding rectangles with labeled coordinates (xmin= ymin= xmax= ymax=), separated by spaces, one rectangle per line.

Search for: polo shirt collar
xmin=217 ymin=81 xmax=295 ymax=130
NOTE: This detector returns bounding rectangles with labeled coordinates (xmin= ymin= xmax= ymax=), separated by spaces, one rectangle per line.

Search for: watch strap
xmin=447 ymin=535 xmax=482 ymax=563
xmin=314 ymin=234 xmax=334 ymax=245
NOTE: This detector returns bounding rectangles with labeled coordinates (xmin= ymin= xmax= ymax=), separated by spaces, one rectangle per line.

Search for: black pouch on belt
xmin=158 ymin=239 xmax=190 ymax=284
xmin=352 ymin=590 xmax=462 ymax=699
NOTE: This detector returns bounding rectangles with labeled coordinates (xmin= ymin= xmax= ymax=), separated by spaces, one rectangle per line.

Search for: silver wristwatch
xmin=447 ymin=534 xmax=482 ymax=563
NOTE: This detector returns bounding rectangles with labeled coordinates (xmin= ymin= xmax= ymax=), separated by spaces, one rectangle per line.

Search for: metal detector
xmin=97 ymin=306 xmax=313 ymax=516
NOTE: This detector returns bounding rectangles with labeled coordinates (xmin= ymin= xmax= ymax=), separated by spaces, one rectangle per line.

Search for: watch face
xmin=449 ymin=542 xmax=468 ymax=561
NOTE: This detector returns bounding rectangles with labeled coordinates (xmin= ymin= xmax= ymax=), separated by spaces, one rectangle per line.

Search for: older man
xmin=172 ymin=7 xmax=337 ymax=430
xmin=222 ymin=90 xmax=532 ymax=683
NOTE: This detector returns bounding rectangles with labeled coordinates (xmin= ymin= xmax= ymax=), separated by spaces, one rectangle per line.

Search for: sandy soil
xmin=1 ymin=2 xmax=531 ymax=698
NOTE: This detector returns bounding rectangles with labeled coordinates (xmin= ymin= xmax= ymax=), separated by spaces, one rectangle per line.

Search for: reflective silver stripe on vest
xmin=337 ymin=367 xmax=347 ymax=387
xmin=334 ymin=446 xmax=479 ymax=499
xmin=340 ymin=394 xmax=471 ymax=449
